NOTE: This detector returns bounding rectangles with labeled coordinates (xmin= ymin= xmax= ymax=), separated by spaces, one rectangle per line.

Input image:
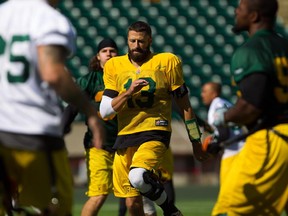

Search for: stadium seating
xmin=1 ymin=0 xmax=286 ymax=120
xmin=56 ymin=0 xmax=288 ymax=119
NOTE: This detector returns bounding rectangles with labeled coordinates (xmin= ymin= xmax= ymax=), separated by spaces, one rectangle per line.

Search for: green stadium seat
xmin=205 ymin=25 xmax=216 ymax=37
xmin=165 ymin=25 xmax=177 ymax=37
xmin=211 ymin=74 xmax=222 ymax=83
xmin=203 ymin=44 xmax=215 ymax=57
xmin=215 ymin=15 xmax=226 ymax=28
xmin=185 ymin=25 xmax=196 ymax=37
xmin=186 ymin=6 xmax=198 ymax=18
xmin=182 ymin=64 xmax=192 ymax=77
xmin=128 ymin=7 xmax=140 ymax=20
xmin=162 ymin=45 xmax=174 ymax=53
xmin=212 ymin=54 xmax=224 ymax=67
xmin=89 ymin=7 xmax=101 ymax=20
xmin=153 ymin=35 xmax=165 ymax=48
xmin=192 ymin=54 xmax=203 ymax=67
xmin=176 ymin=16 xmax=188 ymax=28
xmin=202 ymin=64 xmax=213 ymax=77
xmin=223 ymin=44 xmax=234 ymax=57
xmin=222 ymin=85 xmax=232 ymax=99
xmin=183 ymin=45 xmax=194 ymax=57
xmin=86 ymin=26 xmax=97 ymax=38
xmin=189 ymin=96 xmax=200 ymax=110
xmin=148 ymin=6 xmax=159 ymax=19
xmin=174 ymin=35 xmax=185 ymax=47
xmin=82 ymin=0 xmax=93 ymax=10
xmin=194 ymin=34 xmax=205 ymax=47
xmin=70 ymin=7 xmax=81 ymax=20
xmin=102 ymin=0 xmax=112 ymax=10
xmin=221 ymin=64 xmax=231 ymax=77
xmin=213 ymin=34 xmax=225 ymax=46
xmin=206 ymin=6 xmax=218 ymax=18
xmin=167 ymin=6 xmax=179 ymax=18
xmin=117 ymin=17 xmax=129 ymax=29
xmin=62 ymin=0 xmax=74 ymax=11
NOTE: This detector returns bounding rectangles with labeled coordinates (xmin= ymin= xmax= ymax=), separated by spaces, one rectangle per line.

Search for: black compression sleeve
xmin=238 ymin=73 xmax=269 ymax=110
xmin=103 ymin=89 xmax=119 ymax=98
xmin=61 ymin=104 xmax=79 ymax=134
xmin=171 ymin=83 xmax=188 ymax=98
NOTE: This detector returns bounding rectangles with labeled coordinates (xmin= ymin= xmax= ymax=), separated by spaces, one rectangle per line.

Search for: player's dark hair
xmin=89 ymin=55 xmax=101 ymax=72
xmin=248 ymin=0 xmax=278 ymax=24
xmin=128 ymin=21 xmax=152 ymax=37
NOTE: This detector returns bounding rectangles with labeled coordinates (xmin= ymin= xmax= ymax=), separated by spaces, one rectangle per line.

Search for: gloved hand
xmin=202 ymin=134 xmax=223 ymax=155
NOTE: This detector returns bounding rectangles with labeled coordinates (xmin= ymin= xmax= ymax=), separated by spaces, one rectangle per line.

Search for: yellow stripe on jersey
xmin=103 ymin=53 xmax=184 ymax=135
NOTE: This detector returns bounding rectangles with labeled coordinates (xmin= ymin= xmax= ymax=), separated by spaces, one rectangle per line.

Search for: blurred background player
xmin=62 ymin=38 xmax=118 ymax=216
xmin=0 ymin=0 xmax=104 ymax=215
xmin=212 ymin=0 xmax=288 ymax=215
xmin=200 ymin=82 xmax=245 ymax=184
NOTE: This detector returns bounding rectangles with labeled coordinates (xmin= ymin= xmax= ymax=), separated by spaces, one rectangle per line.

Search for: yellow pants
xmin=113 ymin=141 xmax=167 ymax=198
xmin=85 ymin=148 xmax=114 ymax=197
xmin=0 ymin=145 xmax=73 ymax=216
xmin=212 ymin=124 xmax=288 ymax=216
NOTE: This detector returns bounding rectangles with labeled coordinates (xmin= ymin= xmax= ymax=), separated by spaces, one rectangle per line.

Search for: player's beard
xmin=128 ymin=46 xmax=151 ymax=63
xmin=232 ymin=19 xmax=248 ymax=35
xmin=232 ymin=25 xmax=243 ymax=35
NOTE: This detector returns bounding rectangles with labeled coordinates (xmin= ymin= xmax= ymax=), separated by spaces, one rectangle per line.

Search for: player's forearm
xmin=183 ymin=107 xmax=197 ymax=122
xmin=225 ymin=98 xmax=261 ymax=125
xmin=99 ymin=91 xmax=131 ymax=119
xmin=38 ymin=45 xmax=97 ymax=118
xmin=173 ymin=94 xmax=197 ymax=121
xmin=111 ymin=90 xmax=132 ymax=112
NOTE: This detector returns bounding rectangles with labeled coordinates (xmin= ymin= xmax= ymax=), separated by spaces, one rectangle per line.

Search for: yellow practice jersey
xmin=103 ymin=53 xmax=184 ymax=135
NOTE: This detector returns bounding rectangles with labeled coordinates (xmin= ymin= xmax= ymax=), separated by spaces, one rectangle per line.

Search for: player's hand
xmin=127 ymin=79 xmax=149 ymax=95
xmin=191 ymin=140 xmax=211 ymax=162
xmin=202 ymin=135 xmax=222 ymax=156
xmin=87 ymin=116 xmax=105 ymax=149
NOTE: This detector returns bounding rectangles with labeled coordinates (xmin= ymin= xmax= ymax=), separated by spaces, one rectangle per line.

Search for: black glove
xmin=202 ymin=125 xmax=230 ymax=155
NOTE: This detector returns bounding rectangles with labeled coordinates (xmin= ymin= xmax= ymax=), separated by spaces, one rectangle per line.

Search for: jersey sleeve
xmin=33 ymin=10 xmax=76 ymax=56
xmin=231 ymin=46 xmax=271 ymax=83
xmin=103 ymin=58 xmax=118 ymax=92
xmin=165 ymin=53 xmax=185 ymax=91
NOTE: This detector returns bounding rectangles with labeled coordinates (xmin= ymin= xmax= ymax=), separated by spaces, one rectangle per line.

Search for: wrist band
xmin=185 ymin=118 xmax=202 ymax=142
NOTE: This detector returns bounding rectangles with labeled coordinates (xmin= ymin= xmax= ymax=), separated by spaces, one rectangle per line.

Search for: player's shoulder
xmin=151 ymin=52 xmax=182 ymax=66
xmin=106 ymin=54 xmax=128 ymax=65
xmin=77 ymin=71 xmax=100 ymax=91
xmin=211 ymin=97 xmax=231 ymax=109
xmin=153 ymin=52 xmax=180 ymax=60
xmin=36 ymin=3 xmax=72 ymax=27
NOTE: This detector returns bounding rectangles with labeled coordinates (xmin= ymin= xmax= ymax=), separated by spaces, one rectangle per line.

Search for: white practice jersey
xmin=0 ymin=0 xmax=76 ymax=136
xmin=208 ymin=97 xmax=245 ymax=159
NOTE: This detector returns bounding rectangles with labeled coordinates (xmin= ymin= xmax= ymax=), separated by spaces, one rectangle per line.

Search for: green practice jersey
xmin=231 ymin=29 xmax=288 ymax=125
xmin=77 ymin=70 xmax=118 ymax=151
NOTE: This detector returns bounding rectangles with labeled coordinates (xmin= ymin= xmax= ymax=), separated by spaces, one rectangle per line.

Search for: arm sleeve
xmin=99 ymin=95 xmax=117 ymax=119
xmin=61 ymin=104 xmax=79 ymax=134
xmin=238 ymin=73 xmax=269 ymax=110
xmin=165 ymin=54 xmax=185 ymax=91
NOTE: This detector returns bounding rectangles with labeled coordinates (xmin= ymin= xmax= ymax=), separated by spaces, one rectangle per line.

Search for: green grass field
xmin=73 ymin=184 xmax=220 ymax=216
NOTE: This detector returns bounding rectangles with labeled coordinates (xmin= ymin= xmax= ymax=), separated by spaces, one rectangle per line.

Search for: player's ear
xmin=148 ymin=36 xmax=152 ymax=46
xmin=250 ymin=10 xmax=260 ymax=23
